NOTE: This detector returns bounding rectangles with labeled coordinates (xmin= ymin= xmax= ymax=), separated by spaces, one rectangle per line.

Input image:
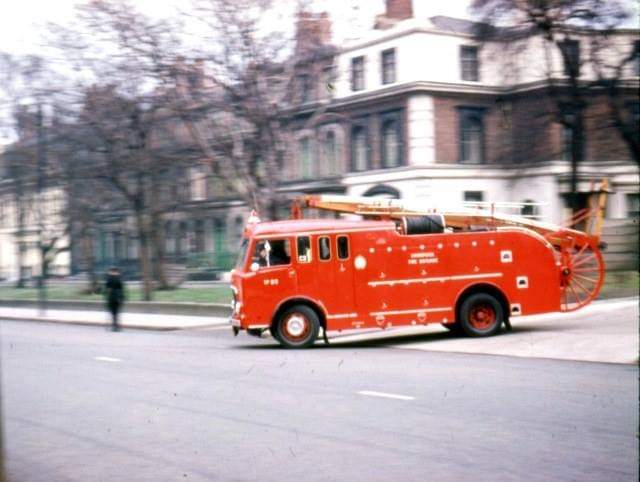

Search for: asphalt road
xmin=1 ymin=318 xmax=638 ymax=482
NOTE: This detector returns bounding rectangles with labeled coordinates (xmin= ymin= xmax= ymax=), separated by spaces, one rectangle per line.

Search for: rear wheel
xmin=274 ymin=305 xmax=319 ymax=349
xmin=459 ymin=293 xmax=503 ymax=337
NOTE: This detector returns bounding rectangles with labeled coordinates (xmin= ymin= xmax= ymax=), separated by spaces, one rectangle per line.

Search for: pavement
xmin=0 ymin=306 xmax=228 ymax=331
xmin=2 ymin=320 xmax=637 ymax=482
xmin=0 ymin=297 xmax=637 ymax=364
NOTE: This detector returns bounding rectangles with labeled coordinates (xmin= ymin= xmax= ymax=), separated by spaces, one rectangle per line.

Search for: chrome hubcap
xmin=286 ymin=315 xmax=306 ymax=337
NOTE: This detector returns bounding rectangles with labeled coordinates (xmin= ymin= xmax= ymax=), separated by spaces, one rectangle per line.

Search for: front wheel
xmin=459 ymin=293 xmax=503 ymax=337
xmin=274 ymin=305 xmax=319 ymax=349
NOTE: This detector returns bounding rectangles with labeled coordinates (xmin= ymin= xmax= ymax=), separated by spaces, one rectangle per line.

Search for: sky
xmin=2 ymin=0 xmax=638 ymax=56
xmin=0 ymin=0 xmax=475 ymax=56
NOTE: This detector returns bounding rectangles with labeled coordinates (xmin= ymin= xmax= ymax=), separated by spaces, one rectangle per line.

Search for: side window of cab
xmin=297 ymin=236 xmax=312 ymax=263
xmin=337 ymin=235 xmax=349 ymax=260
xmin=252 ymin=239 xmax=291 ymax=268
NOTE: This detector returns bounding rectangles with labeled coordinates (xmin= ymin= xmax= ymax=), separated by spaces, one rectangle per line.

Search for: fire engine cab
xmin=230 ymin=194 xmax=605 ymax=348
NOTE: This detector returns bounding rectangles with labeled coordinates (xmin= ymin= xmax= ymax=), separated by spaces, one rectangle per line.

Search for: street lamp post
xmin=36 ymin=103 xmax=47 ymax=316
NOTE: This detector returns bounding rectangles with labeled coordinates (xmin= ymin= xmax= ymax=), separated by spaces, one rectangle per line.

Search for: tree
xmin=49 ymin=1 xmax=194 ymax=297
xmin=0 ymin=55 xmax=71 ymax=297
xmin=75 ymin=0 xmax=333 ymax=221
xmin=471 ymin=0 xmax=639 ymax=209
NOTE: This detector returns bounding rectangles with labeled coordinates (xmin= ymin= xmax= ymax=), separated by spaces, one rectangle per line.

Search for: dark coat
xmin=105 ymin=274 xmax=125 ymax=306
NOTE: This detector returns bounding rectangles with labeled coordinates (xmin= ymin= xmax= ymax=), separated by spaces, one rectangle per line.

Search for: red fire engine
xmin=230 ymin=192 xmax=606 ymax=348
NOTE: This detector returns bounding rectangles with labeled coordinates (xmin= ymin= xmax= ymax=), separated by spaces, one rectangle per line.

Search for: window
xmin=296 ymin=236 xmax=312 ymax=263
xmin=194 ymin=219 xmax=205 ymax=252
xmin=253 ymin=239 xmax=291 ymax=267
xmin=234 ymin=216 xmax=244 ymax=241
xmin=627 ymin=193 xmax=639 ymax=219
xmin=351 ymin=56 xmax=365 ymax=91
xmin=561 ymin=39 xmax=580 ymax=77
xmin=460 ymin=46 xmax=479 ymax=81
xmin=189 ymin=166 xmax=207 ymax=201
xmin=380 ymin=111 xmax=403 ymax=168
xmin=178 ymin=221 xmax=188 ymax=255
xmin=322 ymin=65 xmax=335 ymax=99
xmin=520 ymin=199 xmax=539 ymax=218
xmin=298 ymin=137 xmax=314 ymax=178
xmin=322 ymin=130 xmax=339 ymax=176
xmin=464 ymin=191 xmax=484 ymax=203
xmin=351 ymin=124 xmax=369 ymax=171
xmin=298 ymin=74 xmax=311 ymax=103
xmin=318 ymin=236 xmax=331 ymax=261
xmin=562 ymin=123 xmax=574 ymax=162
xmin=165 ymin=221 xmax=176 ymax=254
xmin=627 ymin=102 xmax=639 ymax=132
xmin=381 ymin=48 xmax=396 ymax=85
xmin=458 ymin=108 xmax=485 ymax=164
xmin=560 ymin=107 xmax=585 ymax=162
xmin=337 ymin=236 xmax=349 ymax=260
xmin=235 ymin=238 xmax=249 ymax=268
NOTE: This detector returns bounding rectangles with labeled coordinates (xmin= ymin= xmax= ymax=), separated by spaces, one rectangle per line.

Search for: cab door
xmin=244 ymin=237 xmax=296 ymax=326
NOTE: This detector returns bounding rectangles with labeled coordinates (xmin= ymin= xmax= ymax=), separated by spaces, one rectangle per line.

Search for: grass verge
xmin=0 ymin=285 xmax=231 ymax=304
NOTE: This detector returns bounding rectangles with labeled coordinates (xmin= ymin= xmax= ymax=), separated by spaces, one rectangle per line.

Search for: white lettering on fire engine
xmin=408 ymin=252 xmax=438 ymax=265
xmin=263 ymin=278 xmax=279 ymax=286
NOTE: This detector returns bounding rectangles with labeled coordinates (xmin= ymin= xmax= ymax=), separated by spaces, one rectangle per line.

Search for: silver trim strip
xmin=369 ymin=307 xmax=451 ymax=317
xmin=368 ymin=272 xmax=503 ymax=287
xmin=327 ymin=313 xmax=358 ymax=319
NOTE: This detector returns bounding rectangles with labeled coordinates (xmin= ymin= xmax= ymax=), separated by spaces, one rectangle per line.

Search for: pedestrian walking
xmin=104 ymin=267 xmax=125 ymax=331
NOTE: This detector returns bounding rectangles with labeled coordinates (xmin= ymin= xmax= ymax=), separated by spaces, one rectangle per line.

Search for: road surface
xmin=1 ymin=304 xmax=638 ymax=482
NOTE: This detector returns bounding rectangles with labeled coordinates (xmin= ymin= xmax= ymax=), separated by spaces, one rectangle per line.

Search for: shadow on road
xmin=232 ymin=322 xmax=586 ymax=350
xmin=233 ymin=329 xmax=459 ymax=350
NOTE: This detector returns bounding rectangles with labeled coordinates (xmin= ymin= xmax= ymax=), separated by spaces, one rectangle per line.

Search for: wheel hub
xmin=469 ymin=304 xmax=496 ymax=330
xmin=286 ymin=315 xmax=306 ymax=337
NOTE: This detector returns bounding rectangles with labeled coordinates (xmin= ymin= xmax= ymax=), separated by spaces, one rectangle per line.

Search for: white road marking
xmin=357 ymin=390 xmax=415 ymax=401
xmin=94 ymin=356 xmax=122 ymax=363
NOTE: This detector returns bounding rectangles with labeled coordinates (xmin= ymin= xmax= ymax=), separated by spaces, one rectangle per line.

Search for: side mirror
xmin=250 ymin=262 xmax=260 ymax=272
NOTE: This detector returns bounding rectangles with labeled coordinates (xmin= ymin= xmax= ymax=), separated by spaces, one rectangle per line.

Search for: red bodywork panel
xmin=230 ymin=219 xmax=563 ymax=332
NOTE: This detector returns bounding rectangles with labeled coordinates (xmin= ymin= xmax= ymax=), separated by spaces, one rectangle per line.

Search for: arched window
xmin=363 ymin=185 xmax=400 ymax=199
xmin=322 ymin=130 xmax=339 ymax=176
xmin=459 ymin=108 xmax=485 ymax=164
xmin=298 ymin=137 xmax=314 ymax=179
xmin=382 ymin=119 xmax=400 ymax=168
xmin=351 ymin=125 xmax=368 ymax=171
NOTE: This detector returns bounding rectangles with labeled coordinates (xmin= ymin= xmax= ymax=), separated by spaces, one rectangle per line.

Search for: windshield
xmin=235 ymin=238 xmax=249 ymax=269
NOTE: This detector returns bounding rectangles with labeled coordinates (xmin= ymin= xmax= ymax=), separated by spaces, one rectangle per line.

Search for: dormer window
xmin=460 ymin=46 xmax=479 ymax=81
xmin=351 ymin=56 xmax=365 ymax=91
xmin=381 ymin=48 xmax=396 ymax=85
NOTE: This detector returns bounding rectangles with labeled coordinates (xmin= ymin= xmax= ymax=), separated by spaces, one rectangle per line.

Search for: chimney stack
xmin=295 ymin=11 xmax=332 ymax=55
xmin=386 ymin=0 xmax=413 ymax=20
xmin=375 ymin=0 xmax=413 ymax=29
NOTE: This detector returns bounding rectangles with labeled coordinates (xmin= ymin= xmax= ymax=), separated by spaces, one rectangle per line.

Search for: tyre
xmin=459 ymin=293 xmax=503 ymax=337
xmin=274 ymin=305 xmax=319 ymax=349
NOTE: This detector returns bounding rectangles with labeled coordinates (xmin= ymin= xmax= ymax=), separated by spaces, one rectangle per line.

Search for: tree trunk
xmin=135 ymin=210 xmax=154 ymax=301
xmin=150 ymin=176 xmax=169 ymax=288
xmin=81 ymin=223 xmax=99 ymax=293
xmin=14 ymin=181 xmax=27 ymax=288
